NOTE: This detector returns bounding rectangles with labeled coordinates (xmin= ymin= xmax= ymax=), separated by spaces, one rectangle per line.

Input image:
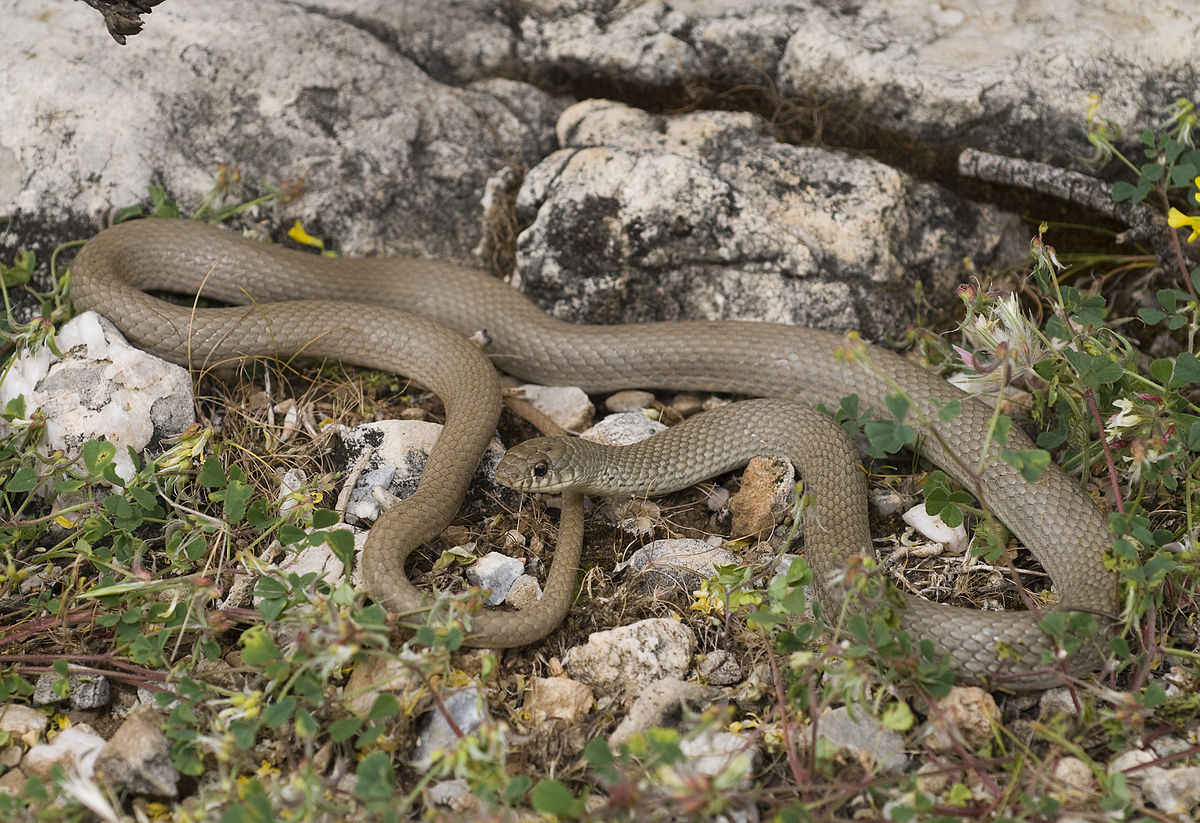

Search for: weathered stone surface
xmin=815 ymin=706 xmax=907 ymax=776
xmin=515 ymin=383 xmax=595 ymax=432
xmin=609 ymin=677 xmax=708 ymax=746
xmin=336 ymin=420 xmax=513 ymax=526
xmin=515 ymin=99 xmax=1018 ymax=335
xmin=924 ymin=686 xmax=1000 ymax=751
xmin=2 ymin=0 xmax=558 ymax=265
xmin=729 ymin=455 xmax=794 ymax=537
xmin=1 ymin=312 xmax=193 ymax=484
xmin=565 ymin=618 xmax=697 ymax=700
xmin=524 ymin=676 xmax=594 ymax=724
xmin=778 ymin=1 xmax=1200 ymax=171
xmin=411 ymin=687 xmax=489 ymax=771
xmin=94 ymin=705 xmax=179 ymax=797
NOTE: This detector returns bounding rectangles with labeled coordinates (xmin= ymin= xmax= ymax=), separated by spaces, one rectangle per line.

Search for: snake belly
xmin=69 ymin=219 xmax=1116 ymax=685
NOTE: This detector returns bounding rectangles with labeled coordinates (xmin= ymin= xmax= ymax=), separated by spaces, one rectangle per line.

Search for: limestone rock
xmin=0 ymin=312 xmax=193 ymax=484
xmin=524 ymin=676 xmax=594 ymax=724
xmin=565 ymin=618 xmax=696 ymax=700
xmin=336 ymin=420 xmax=513 ymax=526
xmin=94 ymin=705 xmax=179 ymax=797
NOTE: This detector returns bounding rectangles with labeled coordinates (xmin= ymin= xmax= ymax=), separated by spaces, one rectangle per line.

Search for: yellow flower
xmin=1168 ymin=207 xmax=1200 ymax=242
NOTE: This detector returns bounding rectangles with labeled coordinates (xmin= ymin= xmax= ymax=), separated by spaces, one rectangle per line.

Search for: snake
xmin=69 ymin=218 xmax=1116 ymax=689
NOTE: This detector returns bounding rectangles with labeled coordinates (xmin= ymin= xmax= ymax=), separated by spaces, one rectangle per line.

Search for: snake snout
xmin=494 ymin=438 xmax=576 ymax=492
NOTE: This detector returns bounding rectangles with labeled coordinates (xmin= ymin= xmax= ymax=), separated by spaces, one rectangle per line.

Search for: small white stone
xmin=412 ymin=688 xmax=488 ymax=771
xmin=902 ymin=503 xmax=968 ymax=553
xmin=505 ymin=574 xmax=543 ymax=609
xmin=605 ymin=389 xmax=655 ymax=413
xmin=23 ymin=726 xmax=107 ymax=781
xmin=524 ymin=676 xmax=594 ymax=723
xmin=516 ymin=384 xmax=594 ymax=432
xmin=467 ymin=552 xmax=525 ymax=605
xmin=580 ymin=412 xmax=666 ymax=447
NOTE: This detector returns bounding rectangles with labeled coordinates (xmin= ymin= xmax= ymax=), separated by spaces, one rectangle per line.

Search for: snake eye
xmin=531 ymin=460 xmax=549 ymax=478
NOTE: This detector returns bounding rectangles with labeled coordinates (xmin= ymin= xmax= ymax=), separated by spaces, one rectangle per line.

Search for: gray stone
xmin=466 ymin=551 xmax=525 ymax=606
xmin=33 ymin=672 xmax=111 ymax=710
xmin=336 ymin=420 xmax=513 ymax=526
xmin=23 ymin=725 xmax=106 ymax=781
xmin=1141 ymin=766 xmax=1200 ymax=817
xmin=2 ymin=0 xmax=558 ymax=268
xmin=605 ymin=390 xmax=656 ymax=413
xmin=610 ymin=677 xmax=709 ymax=746
xmin=777 ymin=1 xmax=1200 ymax=171
xmin=515 ymin=383 xmax=594 ymax=432
xmin=524 ymin=676 xmax=594 ymax=724
xmin=94 ymin=705 xmax=179 ymax=797
xmin=505 ymin=574 xmax=544 ymax=610
xmin=698 ymin=649 xmax=743 ymax=687
xmin=678 ymin=729 xmax=760 ymax=784
xmin=514 ymin=99 xmax=1019 ymax=337
xmin=0 ymin=704 xmax=48 ymax=738
xmin=816 ymin=706 xmax=907 ymax=776
xmin=412 ymin=687 xmax=489 ymax=771
xmin=580 ymin=412 xmax=667 ymax=448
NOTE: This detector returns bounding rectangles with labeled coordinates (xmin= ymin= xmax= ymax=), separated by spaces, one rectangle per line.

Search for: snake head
xmin=494 ymin=437 xmax=587 ymax=493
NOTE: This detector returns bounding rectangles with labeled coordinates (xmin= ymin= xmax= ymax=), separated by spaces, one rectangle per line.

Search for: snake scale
xmin=70 ymin=218 xmax=1116 ymax=689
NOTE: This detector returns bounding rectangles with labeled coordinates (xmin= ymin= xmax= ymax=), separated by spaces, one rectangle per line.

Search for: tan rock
xmin=524 ymin=676 xmax=594 ymax=724
xmin=729 ymin=456 xmax=794 ymax=537
xmin=926 ymin=686 xmax=1000 ymax=751
xmin=94 ymin=705 xmax=178 ymax=797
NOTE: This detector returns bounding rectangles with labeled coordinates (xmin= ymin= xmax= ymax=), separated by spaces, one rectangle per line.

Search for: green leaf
xmin=1188 ymin=421 xmax=1200 ymax=450
xmin=1111 ymin=181 xmax=1139 ymax=202
xmin=221 ymin=479 xmax=254 ymax=524
xmin=1150 ymin=358 xmax=1175 ymax=386
xmin=584 ymin=737 xmax=615 ymax=769
xmin=935 ymin=398 xmax=962 ymax=423
xmin=863 ymin=420 xmax=917 ymax=455
xmin=1175 ymin=352 xmax=1200 ymax=384
xmin=3 ymin=394 xmax=26 ymax=420
xmin=1139 ymin=162 xmax=1165 ymax=183
xmin=992 ymin=414 xmax=1012 ymax=446
xmin=1000 ymin=448 xmax=1051 ymax=483
xmin=367 ymin=692 xmax=401 ymax=722
xmin=4 ymin=465 xmax=37 ymax=493
xmin=311 ymin=508 xmax=339 ymax=528
xmin=198 ymin=456 xmax=227 ymax=489
xmin=1170 ymin=161 xmax=1199 ymax=187
xmin=262 ymin=697 xmax=296 ymax=728
xmin=353 ymin=751 xmax=395 ymax=805
xmin=325 ymin=527 xmax=355 ymax=566
xmin=885 ymin=393 xmax=910 ymax=421
xmin=1063 ymin=349 xmax=1122 ymax=388
xmin=239 ymin=625 xmax=283 ymax=667
xmin=0 ymin=249 xmax=36 ymax=288
xmin=880 ymin=701 xmax=916 ymax=731
xmin=219 ymin=778 xmax=274 ymax=823
xmin=530 ymin=779 xmax=584 ymax=817
xmin=1137 ymin=307 xmax=1166 ymax=325
xmin=82 ymin=439 xmax=117 ymax=478
xmin=329 ymin=716 xmax=362 ymax=742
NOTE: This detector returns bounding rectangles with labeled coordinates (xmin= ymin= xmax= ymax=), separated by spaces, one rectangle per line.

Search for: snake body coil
xmin=70 ymin=219 xmax=1116 ymax=689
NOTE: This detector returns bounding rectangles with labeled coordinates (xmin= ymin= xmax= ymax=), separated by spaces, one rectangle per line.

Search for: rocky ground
xmin=1 ymin=1 xmax=1199 ymax=821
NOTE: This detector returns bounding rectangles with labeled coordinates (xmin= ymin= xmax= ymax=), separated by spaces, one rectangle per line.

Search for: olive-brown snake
xmin=70 ymin=218 xmax=1116 ymax=689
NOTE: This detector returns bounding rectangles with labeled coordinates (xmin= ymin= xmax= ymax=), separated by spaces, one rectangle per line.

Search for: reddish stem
xmin=1084 ymin=388 xmax=1125 ymax=514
